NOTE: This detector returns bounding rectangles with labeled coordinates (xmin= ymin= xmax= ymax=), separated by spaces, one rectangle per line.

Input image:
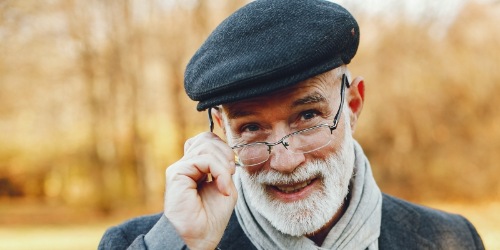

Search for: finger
xmin=184 ymin=132 xmax=229 ymax=154
xmin=183 ymin=133 xmax=236 ymax=176
xmin=183 ymin=156 xmax=234 ymax=196
xmin=184 ymin=137 xmax=194 ymax=153
xmin=179 ymin=132 xmax=236 ymax=192
xmin=184 ymin=133 xmax=235 ymax=165
xmin=167 ymin=154 xmax=234 ymax=196
xmin=185 ymin=145 xmax=235 ymax=175
xmin=183 ymin=132 xmax=220 ymax=153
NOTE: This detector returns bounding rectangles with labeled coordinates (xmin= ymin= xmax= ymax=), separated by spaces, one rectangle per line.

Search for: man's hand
xmin=164 ymin=132 xmax=238 ymax=250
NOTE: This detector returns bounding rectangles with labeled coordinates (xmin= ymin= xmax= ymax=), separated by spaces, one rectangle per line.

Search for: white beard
xmin=237 ymin=130 xmax=355 ymax=236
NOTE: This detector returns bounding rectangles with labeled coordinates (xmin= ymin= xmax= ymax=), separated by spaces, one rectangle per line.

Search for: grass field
xmin=0 ymin=224 xmax=109 ymax=250
xmin=0 ymin=201 xmax=498 ymax=250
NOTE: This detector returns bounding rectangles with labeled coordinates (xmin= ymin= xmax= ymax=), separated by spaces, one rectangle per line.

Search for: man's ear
xmin=347 ymin=76 xmax=365 ymax=133
xmin=211 ymin=107 xmax=226 ymax=134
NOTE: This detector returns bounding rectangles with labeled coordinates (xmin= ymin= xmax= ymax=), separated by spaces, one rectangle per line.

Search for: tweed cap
xmin=184 ymin=0 xmax=359 ymax=111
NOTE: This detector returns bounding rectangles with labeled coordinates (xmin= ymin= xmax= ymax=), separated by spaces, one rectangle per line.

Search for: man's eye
xmin=242 ymin=124 xmax=260 ymax=132
xmin=300 ymin=110 xmax=319 ymax=120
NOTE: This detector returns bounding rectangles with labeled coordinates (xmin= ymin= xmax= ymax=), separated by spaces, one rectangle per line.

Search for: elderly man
xmin=99 ymin=0 xmax=484 ymax=249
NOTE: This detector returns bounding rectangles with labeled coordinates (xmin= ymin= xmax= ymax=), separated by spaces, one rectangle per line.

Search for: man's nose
xmin=268 ymin=143 xmax=305 ymax=174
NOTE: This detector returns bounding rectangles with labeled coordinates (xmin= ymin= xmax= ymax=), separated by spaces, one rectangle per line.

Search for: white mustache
xmin=248 ymin=158 xmax=332 ymax=185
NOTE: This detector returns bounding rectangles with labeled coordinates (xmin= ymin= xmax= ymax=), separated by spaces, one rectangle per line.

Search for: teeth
xmin=275 ymin=180 xmax=313 ymax=194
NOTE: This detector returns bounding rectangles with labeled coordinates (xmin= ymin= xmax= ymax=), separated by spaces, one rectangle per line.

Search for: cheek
xmin=307 ymin=143 xmax=337 ymax=161
xmin=308 ymin=125 xmax=349 ymax=160
xmin=242 ymin=160 xmax=272 ymax=175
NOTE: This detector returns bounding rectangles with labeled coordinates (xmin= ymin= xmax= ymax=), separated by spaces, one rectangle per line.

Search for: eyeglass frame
xmin=208 ymin=74 xmax=350 ymax=163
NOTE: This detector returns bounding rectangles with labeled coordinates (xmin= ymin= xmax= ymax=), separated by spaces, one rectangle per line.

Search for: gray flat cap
xmin=184 ymin=0 xmax=359 ymax=111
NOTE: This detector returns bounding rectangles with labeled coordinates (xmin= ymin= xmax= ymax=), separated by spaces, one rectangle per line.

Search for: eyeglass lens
xmin=234 ymin=124 xmax=333 ymax=167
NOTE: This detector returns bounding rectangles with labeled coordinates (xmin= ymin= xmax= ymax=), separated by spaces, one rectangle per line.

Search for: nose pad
xmin=268 ymin=142 xmax=305 ymax=173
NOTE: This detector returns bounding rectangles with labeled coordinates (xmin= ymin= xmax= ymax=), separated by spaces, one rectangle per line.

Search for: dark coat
xmin=98 ymin=194 xmax=484 ymax=250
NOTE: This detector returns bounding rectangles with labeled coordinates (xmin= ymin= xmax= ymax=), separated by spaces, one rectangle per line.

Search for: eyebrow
xmin=225 ymin=108 xmax=256 ymax=119
xmin=224 ymin=91 xmax=328 ymax=119
xmin=292 ymin=92 xmax=327 ymax=107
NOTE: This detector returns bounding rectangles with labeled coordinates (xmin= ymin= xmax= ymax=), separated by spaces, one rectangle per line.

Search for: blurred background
xmin=0 ymin=0 xmax=499 ymax=249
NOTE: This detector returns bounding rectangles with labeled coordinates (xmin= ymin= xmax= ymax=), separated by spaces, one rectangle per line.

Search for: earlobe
xmin=347 ymin=76 xmax=365 ymax=132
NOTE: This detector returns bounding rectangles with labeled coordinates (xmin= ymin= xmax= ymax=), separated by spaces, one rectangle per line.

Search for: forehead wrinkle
xmin=222 ymin=70 xmax=339 ymax=120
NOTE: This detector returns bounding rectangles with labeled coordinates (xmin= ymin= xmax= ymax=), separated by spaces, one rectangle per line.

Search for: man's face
xmin=220 ymin=69 xmax=356 ymax=236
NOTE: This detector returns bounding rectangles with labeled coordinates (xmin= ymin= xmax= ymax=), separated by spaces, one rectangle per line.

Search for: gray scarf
xmin=234 ymin=141 xmax=382 ymax=250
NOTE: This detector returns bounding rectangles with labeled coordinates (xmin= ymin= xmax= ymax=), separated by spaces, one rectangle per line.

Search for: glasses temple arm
xmin=331 ymin=74 xmax=349 ymax=130
xmin=208 ymin=108 xmax=214 ymax=132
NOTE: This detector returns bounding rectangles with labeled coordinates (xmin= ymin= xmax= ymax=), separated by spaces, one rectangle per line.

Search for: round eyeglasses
xmin=208 ymin=74 xmax=350 ymax=167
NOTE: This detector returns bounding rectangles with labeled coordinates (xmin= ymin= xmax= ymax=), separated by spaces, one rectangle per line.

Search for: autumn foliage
xmin=0 ymin=1 xmax=499 ymax=213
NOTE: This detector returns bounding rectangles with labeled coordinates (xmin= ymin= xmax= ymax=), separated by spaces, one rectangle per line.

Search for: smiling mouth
xmin=272 ymin=179 xmax=315 ymax=194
